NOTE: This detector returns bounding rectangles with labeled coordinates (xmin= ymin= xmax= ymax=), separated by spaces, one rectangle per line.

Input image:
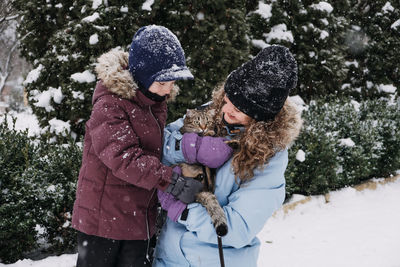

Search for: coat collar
xmin=135 ymin=89 xmax=160 ymax=108
xmin=92 ymin=80 xmax=165 ymax=111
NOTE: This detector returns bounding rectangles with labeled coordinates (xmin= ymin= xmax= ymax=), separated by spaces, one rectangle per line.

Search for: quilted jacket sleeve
xmin=88 ymin=97 xmax=172 ymax=191
xmin=162 ymin=118 xmax=186 ymax=166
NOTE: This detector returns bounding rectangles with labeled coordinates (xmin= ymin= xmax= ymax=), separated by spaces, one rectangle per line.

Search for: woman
xmin=71 ymin=25 xmax=232 ymax=267
xmin=154 ymin=45 xmax=303 ymax=267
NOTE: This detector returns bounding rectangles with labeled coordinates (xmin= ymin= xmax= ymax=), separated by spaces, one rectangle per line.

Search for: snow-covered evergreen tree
xmin=285 ymin=97 xmax=400 ymax=196
xmin=343 ymin=0 xmax=400 ymax=99
xmin=12 ymin=0 xmax=400 ymax=137
xmin=247 ymin=0 xmax=349 ymax=100
xmin=0 ymin=117 xmax=82 ymax=263
xmin=149 ymin=0 xmax=251 ymax=117
xmin=13 ymin=0 xmax=148 ymax=139
xmin=13 ymin=0 xmax=252 ymax=139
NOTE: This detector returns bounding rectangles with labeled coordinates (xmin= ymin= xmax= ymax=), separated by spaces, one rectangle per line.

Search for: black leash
xmin=217 ymin=236 xmax=225 ymax=267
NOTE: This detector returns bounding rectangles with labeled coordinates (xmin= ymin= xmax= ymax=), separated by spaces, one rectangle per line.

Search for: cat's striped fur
xmin=179 ymin=108 xmax=228 ymax=236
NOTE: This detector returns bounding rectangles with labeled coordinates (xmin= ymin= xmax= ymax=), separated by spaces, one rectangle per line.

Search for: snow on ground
xmin=258 ymin=175 xmax=400 ymax=267
xmin=0 ymin=254 xmax=77 ymax=267
xmin=1 ymin=175 xmax=399 ymax=267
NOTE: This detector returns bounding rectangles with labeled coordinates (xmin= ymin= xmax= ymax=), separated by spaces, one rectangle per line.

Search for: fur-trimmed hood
xmin=94 ymin=48 xmax=179 ymax=101
xmin=212 ymin=86 xmax=302 ymax=149
xmin=211 ymin=86 xmax=303 ymax=180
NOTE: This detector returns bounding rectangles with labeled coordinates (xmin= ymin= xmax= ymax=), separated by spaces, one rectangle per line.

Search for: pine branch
xmin=2 ymin=14 xmax=19 ymax=22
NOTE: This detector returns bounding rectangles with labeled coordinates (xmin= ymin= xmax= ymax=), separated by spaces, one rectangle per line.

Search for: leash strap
xmin=218 ymin=236 xmax=225 ymax=267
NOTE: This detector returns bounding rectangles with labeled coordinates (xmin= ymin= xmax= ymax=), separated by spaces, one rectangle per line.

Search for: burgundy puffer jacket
xmin=72 ymin=50 xmax=176 ymax=240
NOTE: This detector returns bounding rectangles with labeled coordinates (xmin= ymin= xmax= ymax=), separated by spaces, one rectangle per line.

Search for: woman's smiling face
xmin=221 ymin=95 xmax=251 ymax=126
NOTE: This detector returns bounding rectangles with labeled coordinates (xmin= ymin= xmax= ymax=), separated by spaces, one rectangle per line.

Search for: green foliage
xmin=0 ymin=117 xmax=82 ymax=263
xmin=13 ymin=0 xmax=147 ymax=139
xmin=1 ymin=98 xmax=399 ymax=262
xmin=343 ymin=0 xmax=400 ymax=99
xmin=13 ymin=0 xmax=250 ymax=139
xmin=247 ymin=0 xmax=400 ymax=100
xmin=286 ymin=97 xmax=400 ymax=198
xmin=7 ymin=0 xmax=400 ymax=262
xmin=0 ymin=117 xmax=36 ymax=263
xmin=247 ymin=0 xmax=349 ymax=100
xmin=149 ymin=1 xmax=251 ymax=120
xmin=13 ymin=0 xmax=400 ymax=140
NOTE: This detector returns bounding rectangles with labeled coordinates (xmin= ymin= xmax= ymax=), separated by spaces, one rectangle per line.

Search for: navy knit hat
xmin=224 ymin=45 xmax=298 ymax=122
xmin=128 ymin=25 xmax=194 ymax=90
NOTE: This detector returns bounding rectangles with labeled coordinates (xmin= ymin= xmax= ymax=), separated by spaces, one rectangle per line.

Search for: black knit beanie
xmin=224 ymin=45 xmax=298 ymax=122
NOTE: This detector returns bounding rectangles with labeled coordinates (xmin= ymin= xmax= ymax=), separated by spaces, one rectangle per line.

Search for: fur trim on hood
xmin=95 ymin=49 xmax=179 ymax=101
xmin=211 ymin=86 xmax=303 ymax=181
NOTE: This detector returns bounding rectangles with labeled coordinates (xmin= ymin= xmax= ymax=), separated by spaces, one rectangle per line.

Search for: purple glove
xmin=181 ymin=133 xmax=233 ymax=168
xmin=157 ymin=190 xmax=187 ymax=222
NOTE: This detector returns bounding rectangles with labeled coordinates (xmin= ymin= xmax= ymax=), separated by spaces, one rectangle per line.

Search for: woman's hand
xmin=181 ymin=133 xmax=233 ymax=168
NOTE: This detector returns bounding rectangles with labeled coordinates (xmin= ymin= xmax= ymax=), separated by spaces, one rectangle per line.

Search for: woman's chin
xmin=223 ymin=115 xmax=236 ymax=124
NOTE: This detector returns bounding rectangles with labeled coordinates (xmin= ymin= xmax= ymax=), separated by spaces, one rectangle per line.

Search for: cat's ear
xmin=186 ymin=109 xmax=196 ymax=117
xmin=208 ymin=108 xmax=216 ymax=117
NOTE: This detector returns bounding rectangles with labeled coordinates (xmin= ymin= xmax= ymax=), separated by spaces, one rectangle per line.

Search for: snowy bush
xmin=286 ymin=97 xmax=400 ymax=197
xmin=247 ymin=0 xmax=349 ymax=100
xmin=1 ymin=97 xmax=399 ymax=262
xmin=150 ymin=1 xmax=251 ymax=117
xmin=13 ymin=0 xmax=251 ymax=140
xmin=343 ymin=0 xmax=400 ymax=99
xmin=12 ymin=1 xmax=400 ymax=141
xmin=0 ymin=117 xmax=82 ymax=264
xmin=0 ymin=118 xmax=36 ymax=263
xmin=247 ymin=0 xmax=400 ymax=100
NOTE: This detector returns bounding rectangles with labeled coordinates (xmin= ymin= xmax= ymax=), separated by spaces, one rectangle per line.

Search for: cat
xmin=180 ymin=108 xmax=216 ymax=137
xmin=178 ymin=107 xmax=228 ymax=237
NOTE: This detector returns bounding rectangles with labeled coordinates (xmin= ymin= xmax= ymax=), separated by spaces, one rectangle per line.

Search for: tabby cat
xmin=179 ymin=108 xmax=228 ymax=236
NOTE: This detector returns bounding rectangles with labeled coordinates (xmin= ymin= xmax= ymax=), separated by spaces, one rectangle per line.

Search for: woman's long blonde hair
xmin=210 ymin=85 xmax=302 ymax=182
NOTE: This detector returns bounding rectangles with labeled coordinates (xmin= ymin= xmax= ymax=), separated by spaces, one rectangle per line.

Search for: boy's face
xmin=221 ymin=95 xmax=251 ymax=126
xmin=148 ymin=81 xmax=175 ymax=96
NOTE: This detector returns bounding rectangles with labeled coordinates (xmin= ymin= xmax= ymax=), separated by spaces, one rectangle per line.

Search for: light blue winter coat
xmin=152 ymin=117 xmax=290 ymax=267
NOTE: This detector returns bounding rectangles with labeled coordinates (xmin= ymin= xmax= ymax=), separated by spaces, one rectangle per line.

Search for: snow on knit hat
xmin=128 ymin=25 xmax=194 ymax=90
xmin=224 ymin=45 xmax=298 ymax=122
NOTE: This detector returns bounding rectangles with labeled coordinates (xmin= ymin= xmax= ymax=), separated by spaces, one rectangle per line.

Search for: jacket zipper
xmin=148 ymin=106 xmax=163 ymax=152
xmin=145 ymin=188 xmax=156 ymax=262
xmin=145 ymin=106 xmax=163 ymax=261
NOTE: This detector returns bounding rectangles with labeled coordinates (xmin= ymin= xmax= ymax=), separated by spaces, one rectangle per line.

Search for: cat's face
xmin=182 ymin=108 xmax=216 ymax=136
